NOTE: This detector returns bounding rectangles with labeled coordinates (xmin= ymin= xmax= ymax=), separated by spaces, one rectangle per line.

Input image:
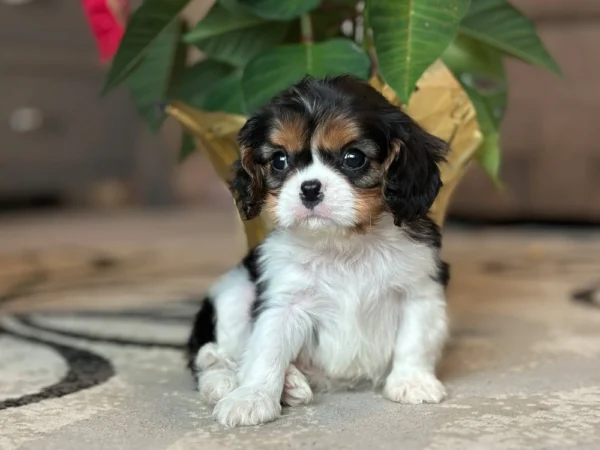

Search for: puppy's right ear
xmin=230 ymin=151 xmax=265 ymax=220
xmin=230 ymin=116 xmax=267 ymax=220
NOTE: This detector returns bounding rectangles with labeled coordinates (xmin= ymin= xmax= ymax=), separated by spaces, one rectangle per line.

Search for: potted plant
xmin=102 ymin=0 xmax=560 ymax=248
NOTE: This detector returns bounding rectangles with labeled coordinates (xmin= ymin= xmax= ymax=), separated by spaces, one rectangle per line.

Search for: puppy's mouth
xmin=290 ymin=204 xmax=352 ymax=231
xmin=294 ymin=204 xmax=332 ymax=221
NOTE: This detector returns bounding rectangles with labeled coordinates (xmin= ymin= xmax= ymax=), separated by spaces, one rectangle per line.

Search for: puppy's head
xmin=231 ymin=76 xmax=447 ymax=232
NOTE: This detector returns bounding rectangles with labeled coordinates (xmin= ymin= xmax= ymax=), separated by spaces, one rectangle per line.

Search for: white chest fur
xmin=259 ymin=215 xmax=438 ymax=385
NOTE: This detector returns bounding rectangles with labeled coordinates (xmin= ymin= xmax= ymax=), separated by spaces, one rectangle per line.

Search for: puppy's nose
xmin=300 ymin=179 xmax=323 ymax=207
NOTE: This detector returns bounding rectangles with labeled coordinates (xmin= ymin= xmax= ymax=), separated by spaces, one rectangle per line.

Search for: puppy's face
xmin=231 ymin=76 xmax=447 ymax=232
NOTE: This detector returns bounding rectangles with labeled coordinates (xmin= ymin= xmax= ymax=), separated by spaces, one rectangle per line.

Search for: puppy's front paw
xmin=213 ymin=386 xmax=281 ymax=427
xmin=384 ymin=372 xmax=446 ymax=404
xmin=282 ymin=364 xmax=313 ymax=407
xmin=198 ymin=369 xmax=237 ymax=405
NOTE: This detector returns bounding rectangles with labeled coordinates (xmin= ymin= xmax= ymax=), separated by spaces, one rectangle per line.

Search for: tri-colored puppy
xmin=187 ymin=75 xmax=450 ymax=427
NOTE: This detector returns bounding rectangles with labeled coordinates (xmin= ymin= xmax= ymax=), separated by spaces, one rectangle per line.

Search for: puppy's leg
xmin=212 ymin=266 xmax=255 ymax=362
xmin=214 ymin=306 xmax=312 ymax=427
xmin=384 ymin=279 xmax=448 ymax=404
xmin=192 ymin=267 xmax=255 ymax=404
xmin=282 ymin=364 xmax=313 ymax=406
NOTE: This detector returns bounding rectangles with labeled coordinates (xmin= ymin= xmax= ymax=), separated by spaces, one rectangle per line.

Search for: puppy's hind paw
xmin=195 ymin=343 xmax=224 ymax=371
xmin=282 ymin=364 xmax=313 ymax=406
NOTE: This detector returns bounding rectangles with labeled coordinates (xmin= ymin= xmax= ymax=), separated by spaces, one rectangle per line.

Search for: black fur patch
xmin=241 ymin=246 xmax=261 ymax=281
xmin=242 ymin=246 xmax=269 ymax=320
xmin=383 ymin=125 xmax=447 ymax=224
xmin=185 ymin=246 xmax=267 ymax=374
xmin=404 ymin=217 xmax=451 ymax=288
xmin=404 ymin=217 xmax=442 ymax=248
xmin=437 ymin=261 xmax=451 ymax=288
xmin=186 ymin=297 xmax=216 ymax=373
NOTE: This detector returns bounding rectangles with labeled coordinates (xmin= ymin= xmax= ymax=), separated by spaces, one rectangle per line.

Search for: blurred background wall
xmin=0 ymin=0 xmax=598 ymax=223
xmin=452 ymin=0 xmax=600 ymax=223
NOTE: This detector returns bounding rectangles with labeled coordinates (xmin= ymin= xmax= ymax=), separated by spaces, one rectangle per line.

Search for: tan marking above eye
xmin=312 ymin=115 xmax=360 ymax=151
xmin=269 ymin=116 xmax=308 ymax=153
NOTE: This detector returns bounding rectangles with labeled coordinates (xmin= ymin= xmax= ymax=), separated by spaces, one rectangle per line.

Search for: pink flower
xmin=81 ymin=0 xmax=130 ymax=63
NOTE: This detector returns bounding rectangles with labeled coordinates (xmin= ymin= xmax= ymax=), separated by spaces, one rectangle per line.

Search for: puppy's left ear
xmin=382 ymin=113 xmax=448 ymax=224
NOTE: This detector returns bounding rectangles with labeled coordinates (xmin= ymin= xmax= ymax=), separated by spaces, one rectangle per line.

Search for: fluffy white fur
xmin=195 ymin=160 xmax=448 ymax=427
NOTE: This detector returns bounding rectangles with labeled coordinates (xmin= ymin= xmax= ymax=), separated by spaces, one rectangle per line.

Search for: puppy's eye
xmin=343 ymin=149 xmax=367 ymax=169
xmin=271 ymin=151 xmax=288 ymax=171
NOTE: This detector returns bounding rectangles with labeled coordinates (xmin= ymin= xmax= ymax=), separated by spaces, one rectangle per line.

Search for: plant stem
xmin=300 ymin=13 xmax=314 ymax=44
xmin=320 ymin=0 xmax=356 ymax=14
xmin=361 ymin=0 xmax=369 ymax=50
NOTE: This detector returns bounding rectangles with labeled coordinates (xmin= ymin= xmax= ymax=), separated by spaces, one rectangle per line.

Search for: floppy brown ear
xmin=230 ymin=114 xmax=269 ymax=220
xmin=230 ymin=148 xmax=266 ymax=220
xmin=382 ymin=114 xmax=447 ymax=224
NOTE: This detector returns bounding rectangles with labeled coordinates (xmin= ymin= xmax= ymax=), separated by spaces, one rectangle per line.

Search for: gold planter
xmin=166 ymin=62 xmax=482 ymax=250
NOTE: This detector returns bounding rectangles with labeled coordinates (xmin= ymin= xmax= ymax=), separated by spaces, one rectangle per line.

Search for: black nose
xmin=300 ymin=179 xmax=323 ymax=207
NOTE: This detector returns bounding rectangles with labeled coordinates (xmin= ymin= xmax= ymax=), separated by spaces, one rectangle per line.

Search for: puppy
xmin=187 ymin=75 xmax=450 ymax=427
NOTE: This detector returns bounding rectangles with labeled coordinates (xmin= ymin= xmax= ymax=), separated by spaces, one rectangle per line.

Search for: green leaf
xmin=103 ymin=0 xmax=191 ymax=95
xmin=460 ymin=0 xmax=561 ymax=75
xmin=126 ymin=21 xmax=183 ymax=131
xmin=242 ymin=38 xmax=370 ymax=112
xmin=457 ymin=80 xmax=504 ymax=181
xmin=170 ymin=59 xmax=245 ymax=115
xmin=475 ymin=122 xmax=501 ymax=183
xmin=179 ymin=132 xmax=197 ymax=163
xmin=202 ymin=71 xmax=246 ymax=115
xmin=443 ymin=35 xmax=507 ymax=181
xmin=172 ymin=59 xmax=234 ymax=108
xmin=237 ymin=0 xmax=320 ymax=21
xmin=443 ymin=36 xmax=507 ymax=126
xmin=370 ymin=0 xmax=471 ymax=103
xmin=184 ymin=3 xmax=288 ymax=66
xmin=218 ymin=0 xmax=242 ymax=12
xmin=443 ymin=35 xmax=504 ymax=81
xmin=169 ymin=24 xmax=191 ymax=89
xmin=185 ymin=4 xmax=264 ymax=41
